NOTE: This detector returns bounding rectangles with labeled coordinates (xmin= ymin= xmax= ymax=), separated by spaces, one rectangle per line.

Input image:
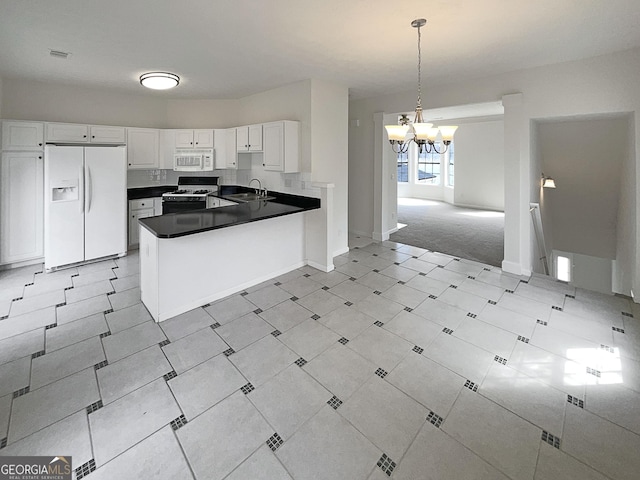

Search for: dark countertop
xmin=138 ymin=188 xmax=320 ymax=239
xmin=128 ymin=185 xmax=177 ymax=200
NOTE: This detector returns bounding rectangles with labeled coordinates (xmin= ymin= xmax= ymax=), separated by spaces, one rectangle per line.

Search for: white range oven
xmin=162 ymin=176 xmax=219 ymax=214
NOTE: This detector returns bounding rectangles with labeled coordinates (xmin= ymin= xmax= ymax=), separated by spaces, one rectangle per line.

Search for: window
xmin=416 ymin=145 xmax=441 ymax=185
xmin=397 ymin=151 xmax=409 ymax=183
xmin=447 ymin=142 xmax=455 ymax=187
xmin=556 ymin=255 xmax=571 ymax=282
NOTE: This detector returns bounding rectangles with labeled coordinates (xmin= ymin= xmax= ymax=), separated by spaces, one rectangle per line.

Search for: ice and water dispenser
xmin=51 ymin=179 xmax=79 ymax=202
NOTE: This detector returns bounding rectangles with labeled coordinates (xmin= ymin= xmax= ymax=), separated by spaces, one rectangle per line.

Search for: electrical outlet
xmin=301 ymin=181 xmax=306 ymax=189
xmin=284 ymin=179 xmax=292 ymax=188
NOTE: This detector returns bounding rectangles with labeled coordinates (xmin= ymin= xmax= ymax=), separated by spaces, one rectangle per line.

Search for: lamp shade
xmin=439 ymin=126 xmax=458 ymax=142
xmin=140 ymin=72 xmax=180 ymax=90
xmin=426 ymin=128 xmax=440 ymax=142
xmin=385 ymin=124 xmax=410 ymax=142
xmin=412 ymin=122 xmax=433 ymax=140
xmin=543 ymin=177 xmax=556 ymax=188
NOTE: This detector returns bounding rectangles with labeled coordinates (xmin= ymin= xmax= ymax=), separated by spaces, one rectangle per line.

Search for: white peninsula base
xmin=140 ymin=212 xmax=307 ymax=322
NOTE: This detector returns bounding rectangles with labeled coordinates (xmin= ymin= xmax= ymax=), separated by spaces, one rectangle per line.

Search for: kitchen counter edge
xmin=138 ymin=191 xmax=320 ymax=239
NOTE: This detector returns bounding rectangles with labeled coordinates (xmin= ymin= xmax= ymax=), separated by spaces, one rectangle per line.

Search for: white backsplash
xmin=127 ymin=169 xmax=236 ymax=188
xmin=236 ymin=167 xmax=319 ymax=198
xmin=127 ymin=165 xmax=318 ymax=198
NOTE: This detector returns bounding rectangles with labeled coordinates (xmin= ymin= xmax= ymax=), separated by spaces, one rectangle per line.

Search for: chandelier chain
xmin=416 ymin=23 xmax=422 ymax=109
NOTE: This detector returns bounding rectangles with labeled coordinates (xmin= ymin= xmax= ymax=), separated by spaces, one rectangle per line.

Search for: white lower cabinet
xmin=1 ymin=151 xmax=44 ymax=264
xmin=128 ymin=197 xmax=161 ymax=247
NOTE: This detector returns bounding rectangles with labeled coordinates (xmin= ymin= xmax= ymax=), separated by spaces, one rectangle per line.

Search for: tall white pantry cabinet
xmin=1 ymin=121 xmax=45 ymax=265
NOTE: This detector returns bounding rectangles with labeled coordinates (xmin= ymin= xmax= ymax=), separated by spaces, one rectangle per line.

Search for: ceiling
xmin=1 ymin=0 xmax=639 ymax=100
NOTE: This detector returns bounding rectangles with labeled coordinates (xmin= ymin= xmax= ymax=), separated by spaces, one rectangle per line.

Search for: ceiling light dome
xmin=140 ymin=72 xmax=180 ymax=90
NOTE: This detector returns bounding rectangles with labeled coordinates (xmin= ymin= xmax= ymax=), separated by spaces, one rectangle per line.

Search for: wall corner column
xmin=502 ymin=92 xmax=531 ymax=276
xmin=306 ymin=182 xmax=335 ymax=272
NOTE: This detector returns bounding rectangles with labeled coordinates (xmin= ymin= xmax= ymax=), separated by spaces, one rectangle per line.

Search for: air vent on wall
xmin=49 ymin=50 xmax=70 ymax=59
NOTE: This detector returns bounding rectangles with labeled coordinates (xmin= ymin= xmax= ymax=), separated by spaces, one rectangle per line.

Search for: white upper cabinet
xmin=46 ymin=123 xmax=125 ymax=144
xmin=127 ymin=128 xmax=160 ymax=169
xmin=1 ymin=121 xmax=44 ymax=151
xmin=175 ymin=129 xmax=214 ymax=148
xmin=262 ymin=121 xmax=300 ymax=173
xmin=46 ymin=123 xmax=89 ymax=143
xmin=89 ymin=125 xmax=126 ymax=143
xmin=225 ymin=128 xmax=238 ymax=168
xmin=213 ymin=129 xmax=227 ymax=169
xmin=236 ymin=124 xmax=262 ymax=152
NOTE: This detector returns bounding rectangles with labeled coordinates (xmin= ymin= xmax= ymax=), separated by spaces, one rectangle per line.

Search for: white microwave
xmin=174 ymin=149 xmax=214 ymax=171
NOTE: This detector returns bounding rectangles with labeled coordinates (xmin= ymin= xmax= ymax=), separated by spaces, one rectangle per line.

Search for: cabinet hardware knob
xmin=128 ymin=163 xmax=132 ymax=166
xmin=39 ymin=156 xmax=42 ymax=159
xmin=263 ymin=163 xmax=265 ymax=166
xmin=38 ymin=143 xmax=43 ymax=146
xmin=83 ymin=135 xmax=87 ymax=138
xmin=92 ymin=135 xmax=95 ymax=138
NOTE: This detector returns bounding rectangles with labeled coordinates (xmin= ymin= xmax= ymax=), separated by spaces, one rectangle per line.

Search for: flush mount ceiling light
xmin=139 ymin=72 xmax=180 ymax=90
xmin=542 ymin=173 xmax=556 ymax=188
xmin=385 ymin=19 xmax=458 ymax=155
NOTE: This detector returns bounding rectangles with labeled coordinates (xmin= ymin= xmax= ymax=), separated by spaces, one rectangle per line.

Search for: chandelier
xmin=385 ymin=19 xmax=457 ymax=155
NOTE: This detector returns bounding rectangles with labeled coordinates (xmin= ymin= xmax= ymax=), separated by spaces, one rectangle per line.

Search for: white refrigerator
xmin=44 ymin=145 xmax=127 ymax=271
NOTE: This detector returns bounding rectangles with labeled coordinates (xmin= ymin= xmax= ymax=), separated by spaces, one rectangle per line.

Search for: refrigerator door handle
xmin=79 ymin=165 xmax=85 ymax=214
xmin=86 ymin=166 xmax=93 ymax=213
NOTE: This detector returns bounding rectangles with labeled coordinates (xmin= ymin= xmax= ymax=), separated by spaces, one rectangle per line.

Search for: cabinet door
xmin=160 ymin=130 xmax=177 ymax=169
xmin=248 ymin=124 xmax=263 ymax=151
xmin=127 ymin=128 xmax=159 ymax=169
xmin=153 ymin=198 xmax=163 ymax=215
xmin=2 ymin=121 xmax=44 ymax=151
xmin=236 ymin=127 xmax=249 ymax=152
xmin=89 ymin=126 xmax=126 ymax=144
xmin=174 ymin=130 xmax=195 ymax=148
xmin=46 ymin=123 xmax=89 ymax=143
xmin=194 ymin=129 xmax=214 ymax=148
xmin=225 ymin=128 xmax=238 ymax=168
xmin=128 ymin=208 xmax=154 ymax=247
xmin=1 ymin=152 xmax=44 ymax=264
xmin=262 ymin=122 xmax=284 ymax=171
xmin=263 ymin=121 xmax=299 ymax=173
xmin=213 ymin=129 xmax=227 ymax=169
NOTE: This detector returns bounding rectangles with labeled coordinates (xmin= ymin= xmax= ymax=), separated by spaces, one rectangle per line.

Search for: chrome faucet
xmin=249 ymin=178 xmax=266 ymax=196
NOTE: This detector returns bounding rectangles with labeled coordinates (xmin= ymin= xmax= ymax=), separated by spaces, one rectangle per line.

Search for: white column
xmin=306 ymin=182 xmax=335 ymax=272
xmin=502 ymin=93 xmax=531 ymax=276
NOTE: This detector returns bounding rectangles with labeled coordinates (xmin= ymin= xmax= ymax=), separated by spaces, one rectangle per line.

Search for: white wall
xmin=453 ymin=119 xmax=504 ymax=210
xmin=538 ymin=116 xmax=627 ymax=259
xmin=614 ymin=117 xmax=637 ymax=296
xmin=308 ymin=79 xmax=349 ymax=255
xmin=1 ymin=78 xmax=168 ymax=127
xmin=165 ymin=99 xmax=241 ymax=129
xmin=349 ymin=48 xmax=640 ymax=298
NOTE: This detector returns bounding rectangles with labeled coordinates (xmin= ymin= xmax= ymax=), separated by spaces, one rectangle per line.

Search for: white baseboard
xmin=453 ymin=202 xmax=505 ymax=213
xmin=349 ymin=230 xmax=371 ymax=238
xmin=308 ymin=260 xmax=335 ymax=273
xmin=502 ymin=260 xmax=523 ymax=276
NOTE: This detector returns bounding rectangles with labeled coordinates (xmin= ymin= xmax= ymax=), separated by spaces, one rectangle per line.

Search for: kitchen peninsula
xmin=138 ymin=189 xmax=322 ymax=322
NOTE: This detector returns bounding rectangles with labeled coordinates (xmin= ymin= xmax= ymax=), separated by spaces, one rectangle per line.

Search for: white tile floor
xmin=0 ymin=238 xmax=639 ymax=480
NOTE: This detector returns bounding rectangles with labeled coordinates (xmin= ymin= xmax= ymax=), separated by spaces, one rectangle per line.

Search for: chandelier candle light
xmin=385 ymin=19 xmax=457 ymax=154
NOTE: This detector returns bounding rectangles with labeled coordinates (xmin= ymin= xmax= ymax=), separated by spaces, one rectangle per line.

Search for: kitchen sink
xmin=224 ymin=192 xmax=276 ymax=203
